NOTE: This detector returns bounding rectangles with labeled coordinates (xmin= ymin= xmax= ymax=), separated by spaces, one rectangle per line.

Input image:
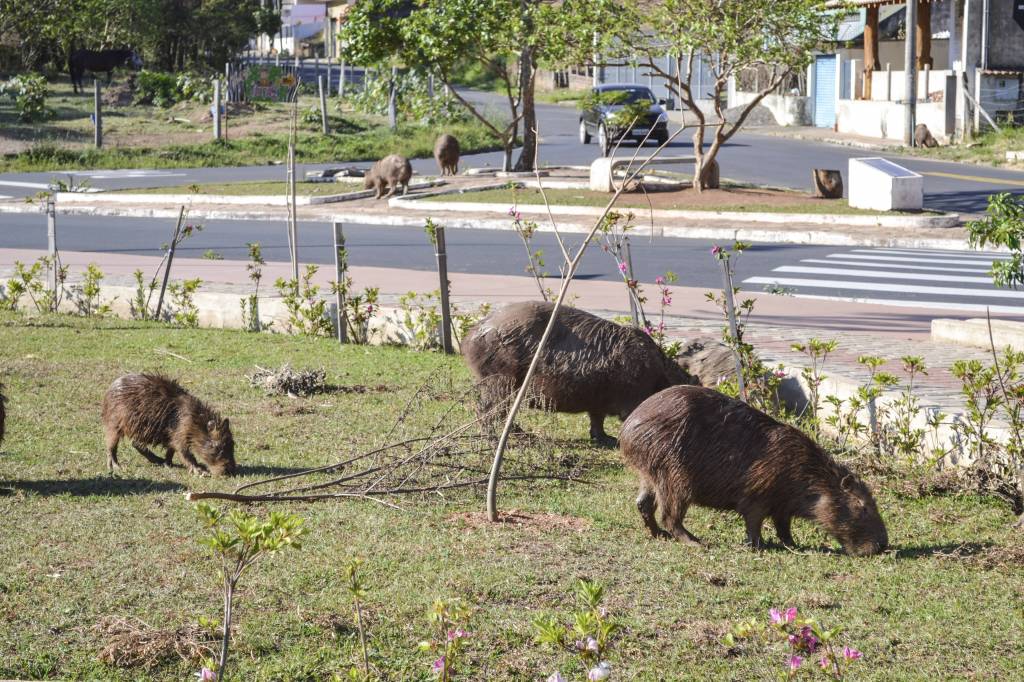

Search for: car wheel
xmin=598 ymin=123 xmax=610 ymax=157
xmin=579 ymin=119 xmax=591 ymax=144
xmin=655 ymin=132 xmax=669 ymax=147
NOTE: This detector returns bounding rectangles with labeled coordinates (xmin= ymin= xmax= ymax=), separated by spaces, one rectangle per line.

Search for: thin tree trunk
xmin=217 ymin=579 xmax=235 ymax=681
xmin=514 ymin=45 xmax=537 ymax=172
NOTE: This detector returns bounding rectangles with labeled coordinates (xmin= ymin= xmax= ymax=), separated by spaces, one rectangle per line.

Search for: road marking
xmin=850 ymin=248 xmax=1008 ymax=261
xmin=774 ymin=265 xmax=993 ymax=284
xmin=743 ymin=276 xmax=1024 ymax=299
xmin=83 ymin=171 xmax=187 ymax=179
xmin=826 ymin=253 xmax=1006 ymax=266
xmin=920 ymin=171 xmax=1024 ymax=187
xmin=785 ymin=294 xmax=1024 ymax=316
xmin=800 ymin=258 xmax=991 ymax=274
xmin=0 ymin=180 xmax=53 ymax=189
xmin=0 ymin=194 xmax=11 ymax=200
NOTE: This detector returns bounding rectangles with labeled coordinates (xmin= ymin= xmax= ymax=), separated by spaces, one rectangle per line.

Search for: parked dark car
xmin=578 ymin=84 xmax=670 ymax=155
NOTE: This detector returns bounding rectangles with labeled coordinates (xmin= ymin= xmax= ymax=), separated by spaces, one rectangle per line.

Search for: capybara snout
xmin=619 ymin=385 xmax=887 ymax=556
xmin=102 ymin=373 xmax=236 ymax=476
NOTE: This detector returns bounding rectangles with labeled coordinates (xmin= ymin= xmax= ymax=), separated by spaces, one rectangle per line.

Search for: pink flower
xmin=799 ymin=627 xmax=819 ymax=653
xmin=770 ymin=607 xmax=797 ymax=625
xmin=785 ymin=607 xmax=798 ymax=622
xmin=447 ymin=628 xmax=468 ymax=641
xmin=547 ymin=674 xmax=566 ymax=682
xmin=788 ymin=655 xmax=803 ymax=671
xmin=507 ymin=207 xmax=516 ymax=216
xmin=774 ymin=369 xmax=787 ymax=378
xmin=843 ymin=646 xmax=863 ymax=661
xmin=711 ymin=245 xmax=723 ymax=256
xmin=515 ymin=211 xmax=522 ymax=221
xmin=195 ymin=669 xmax=216 ymax=682
xmin=588 ymin=662 xmax=611 ymax=680
xmin=617 ymin=261 xmax=628 ymax=274
xmin=432 ymin=656 xmax=445 ymax=674
xmin=661 ymin=295 xmax=672 ymax=306
xmin=365 ymin=304 xmax=373 ymax=314
xmin=585 ymin=636 xmax=599 ymax=652
xmin=819 ymin=655 xmax=832 ymax=670
xmin=655 ymin=275 xmax=665 ymax=285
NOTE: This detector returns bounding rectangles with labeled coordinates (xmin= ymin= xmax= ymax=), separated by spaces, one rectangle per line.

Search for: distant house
xmin=252 ymin=0 xmax=332 ymax=58
xmin=812 ymin=0 xmax=1024 ymax=142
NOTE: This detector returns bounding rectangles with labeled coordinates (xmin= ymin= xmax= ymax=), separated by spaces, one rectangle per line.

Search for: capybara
xmin=364 ymin=154 xmax=412 ymax=199
xmin=102 ymin=373 xmax=236 ymax=476
xmin=619 ymin=385 xmax=887 ymax=556
xmin=462 ymin=301 xmax=695 ymax=445
xmin=433 ymin=133 xmax=460 ymax=176
xmin=914 ymin=123 xmax=939 ymax=148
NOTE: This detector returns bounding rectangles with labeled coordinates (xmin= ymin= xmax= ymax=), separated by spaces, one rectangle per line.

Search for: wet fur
xmin=102 ymin=373 xmax=235 ymax=476
xmin=462 ymin=301 xmax=695 ymax=443
xmin=364 ymin=154 xmax=412 ymax=199
xmin=433 ymin=134 xmax=460 ymax=175
xmin=620 ymin=385 xmax=887 ymax=555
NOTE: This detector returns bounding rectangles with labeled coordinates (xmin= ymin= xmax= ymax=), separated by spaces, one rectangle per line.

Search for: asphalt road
xmin=1 ymin=89 xmax=1023 ymax=214
xmin=3 ymin=213 xmax=1020 ymax=314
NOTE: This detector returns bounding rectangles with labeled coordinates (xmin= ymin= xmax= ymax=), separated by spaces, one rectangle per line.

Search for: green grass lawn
xmin=0 ymin=79 xmax=503 ymax=173
xmin=118 ymin=180 xmax=364 ymax=196
xmin=0 ymin=314 xmax=1020 ymax=680
xmin=423 ymin=187 xmax=930 ymax=216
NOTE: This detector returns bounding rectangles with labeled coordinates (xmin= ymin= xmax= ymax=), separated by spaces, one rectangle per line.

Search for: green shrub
xmin=176 ymin=72 xmax=213 ymax=104
xmin=134 ymin=70 xmax=179 ymax=107
xmin=0 ymin=73 xmax=53 ymax=121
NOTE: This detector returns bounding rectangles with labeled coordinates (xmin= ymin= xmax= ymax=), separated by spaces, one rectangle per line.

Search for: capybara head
xmin=194 ymin=417 xmax=236 ymax=477
xmin=817 ymin=468 xmax=887 ymax=556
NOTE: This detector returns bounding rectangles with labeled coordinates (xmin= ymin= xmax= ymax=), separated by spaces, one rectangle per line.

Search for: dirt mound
xmin=102 ymin=77 xmax=136 ymax=107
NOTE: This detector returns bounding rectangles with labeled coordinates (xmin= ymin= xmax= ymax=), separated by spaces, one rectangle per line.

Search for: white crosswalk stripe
xmin=746 ymin=246 xmax=1024 ymax=315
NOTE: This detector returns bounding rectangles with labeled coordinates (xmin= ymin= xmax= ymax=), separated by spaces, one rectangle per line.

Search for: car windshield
xmin=600 ymin=88 xmax=655 ymax=105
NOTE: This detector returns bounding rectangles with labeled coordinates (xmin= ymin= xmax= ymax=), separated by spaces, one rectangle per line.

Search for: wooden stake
xmin=287 ymin=143 xmax=298 ymax=280
xmin=625 ymin=237 xmax=638 ymax=326
xmin=433 ymin=225 xmax=454 ymax=354
xmin=46 ymin=197 xmax=57 ymax=292
xmin=154 ymin=206 xmax=186 ymax=320
xmin=93 ymin=79 xmax=102 ymax=148
xmin=720 ymin=258 xmax=747 ymax=402
xmin=213 ymin=79 xmax=222 ymax=141
xmin=333 ymin=221 xmax=347 ymax=343
xmin=318 ymin=74 xmax=329 ymax=134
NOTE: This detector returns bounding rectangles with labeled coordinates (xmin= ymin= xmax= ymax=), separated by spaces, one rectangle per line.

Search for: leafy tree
xmin=340 ymin=0 xmax=603 ymax=171
xmin=967 ymin=192 xmax=1024 ymax=289
xmin=600 ymin=0 xmax=835 ymax=190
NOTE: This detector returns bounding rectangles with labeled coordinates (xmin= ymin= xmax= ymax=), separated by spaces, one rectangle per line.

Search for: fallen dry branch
xmin=248 ymin=364 xmax=327 ymax=397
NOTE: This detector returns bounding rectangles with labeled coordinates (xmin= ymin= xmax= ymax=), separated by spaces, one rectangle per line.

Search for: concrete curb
xmin=391 ymin=191 xmax=961 ymax=229
xmin=931 ymin=317 xmax=1024 ymax=352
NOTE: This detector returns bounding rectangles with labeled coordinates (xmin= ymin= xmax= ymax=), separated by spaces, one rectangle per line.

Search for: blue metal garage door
xmin=814 ymin=54 xmax=836 ymax=128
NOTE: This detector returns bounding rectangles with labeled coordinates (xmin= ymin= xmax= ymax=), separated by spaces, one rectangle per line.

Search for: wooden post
xmin=339 ymin=59 xmax=346 ymax=99
xmin=287 ymin=144 xmax=298 ymax=280
xmin=917 ymin=0 xmax=933 ymax=70
xmin=155 ymin=206 xmax=186 ymax=320
xmin=93 ymin=79 xmax=102 ymax=148
xmin=720 ymin=258 xmax=747 ymax=402
xmin=863 ymin=5 xmax=880 ymax=100
xmin=326 ymin=59 xmax=333 ymax=97
xmin=388 ymin=65 xmax=398 ymax=130
xmin=46 ymin=197 xmax=57 ymax=292
xmin=885 ymin=63 xmax=892 ymax=101
xmin=333 ymin=221 xmax=348 ymax=343
xmin=213 ymin=79 xmax=222 ymax=140
xmin=318 ymin=74 xmax=329 ymax=134
xmin=625 ymin=237 xmax=638 ymax=326
xmin=433 ymin=226 xmax=454 ymax=354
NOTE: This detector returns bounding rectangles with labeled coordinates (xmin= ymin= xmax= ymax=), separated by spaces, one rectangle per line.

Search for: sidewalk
xmin=0 ymin=247 xmax=1010 ymax=426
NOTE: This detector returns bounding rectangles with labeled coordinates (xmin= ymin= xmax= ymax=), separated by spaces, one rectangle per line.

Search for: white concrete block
xmin=848 ymin=157 xmax=923 ymax=211
xmin=589 ymin=157 xmax=615 ymax=192
xmin=931 ymin=318 xmax=1024 ymax=352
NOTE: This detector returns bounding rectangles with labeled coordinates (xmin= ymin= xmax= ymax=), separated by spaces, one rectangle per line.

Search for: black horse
xmin=68 ymin=48 xmax=143 ymax=94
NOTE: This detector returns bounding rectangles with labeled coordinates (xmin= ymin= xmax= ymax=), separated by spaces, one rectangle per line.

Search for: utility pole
xmin=903 ymin=0 xmax=918 ymax=146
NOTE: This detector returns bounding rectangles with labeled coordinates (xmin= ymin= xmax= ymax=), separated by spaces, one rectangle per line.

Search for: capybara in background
xmin=364 ymin=154 xmax=412 ymax=199
xmin=914 ymin=123 xmax=939 ymax=148
xmin=462 ymin=301 xmax=695 ymax=445
xmin=620 ymin=385 xmax=887 ymax=556
xmin=102 ymin=374 xmax=236 ymax=476
xmin=434 ymin=133 xmax=460 ymax=176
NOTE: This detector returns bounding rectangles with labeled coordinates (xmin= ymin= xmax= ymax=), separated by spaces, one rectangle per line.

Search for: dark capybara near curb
xmin=102 ymin=374 xmax=236 ymax=476
xmin=364 ymin=154 xmax=412 ymax=199
xmin=462 ymin=301 xmax=695 ymax=445
xmin=620 ymin=385 xmax=887 ymax=556
xmin=434 ymin=133 xmax=460 ymax=176
xmin=914 ymin=123 xmax=939 ymax=148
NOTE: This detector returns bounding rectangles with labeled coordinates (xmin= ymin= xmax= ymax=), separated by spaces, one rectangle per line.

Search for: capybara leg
xmin=179 ymin=449 xmax=208 ymax=476
xmin=744 ymin=511 xmax=767 ymax=549
xmin=637 ymin=486 xmax=671 ymax=540
xmin=384 ymin=184 xmax=397 ymax=198
xmin=588 ymin=412 xmax=616 ymax=448
xmin=668 ymin=517 xmax=701 ymax=546
xmin=105 ymin=432 xmax=121 ymax=473
xmin=163 ymin=447 xmax=175 ymax=466
xmin=773 ymin=514 xmax=795 ymax=547
xmin=401 ymin=183 xmax=408 ymax=196
xmin=132 ymin=441 xmax=167 ymax=467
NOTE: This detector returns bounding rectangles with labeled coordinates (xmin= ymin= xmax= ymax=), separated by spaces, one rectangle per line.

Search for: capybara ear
xmin=221 ymin=417 xmax=230 ymax=430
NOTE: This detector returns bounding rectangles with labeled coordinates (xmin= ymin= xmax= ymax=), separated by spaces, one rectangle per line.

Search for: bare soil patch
xmin=450 ymin=509 xmax=592 ymax=532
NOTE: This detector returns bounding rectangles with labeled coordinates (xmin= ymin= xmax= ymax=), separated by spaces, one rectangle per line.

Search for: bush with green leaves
xmin=167 ymin=278 xmax=202 ymax=327
xmin=240 ymin=242 xmax=265 ymax=332
xmin=348 ymin=70 xmax=467 ymax=126
xmin=534 ymin=579 xmax=620 ymax=682
xmin=275 ymin=265 xmax=333 ymax=337
xmin=0 ymin=73 xmax=52 ymax=122
xmin=73 ymin=264 xmax=111 ymax=317
xmin=194 ymin=502 xmax=305 ymax=682
xmin=967 ymin=192 xmax=1024 ymax=289
xmin=2 ymin=257 xmax=67 ymax=313
xmin=134 ymin=70 xmax=180 ymax=107
xmin=332 ymin=277 xmax=379 ymax=345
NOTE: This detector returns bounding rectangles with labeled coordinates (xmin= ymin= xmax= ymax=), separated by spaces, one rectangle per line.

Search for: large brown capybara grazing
xmin=462 ymin=301 xmax=695 ymax=445
xmin=619 ymin=385 xmax=887 ymax=556
xmin=364 ymin=154 xmax=413 ymax=199
xmin=102 ymin=373 xmax=236 ymax=476
xmin=433 ymin=133 xmax=460 ymax=176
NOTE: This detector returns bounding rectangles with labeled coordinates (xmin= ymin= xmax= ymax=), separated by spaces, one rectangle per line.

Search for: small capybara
xmin=462 ymin=301 xmax=695 ymax=445
xmin=914 ymin=123 xmax=939 ymax=148
xmin=433 ymin=133 xmax=460 ymax=176
xmin=364 ymin=154 xmax=412 ymax=199
xmin=102 ymin=373 xmax=236 ymax=476
xmin=619 ymin=385 xmax=887 ymax=556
